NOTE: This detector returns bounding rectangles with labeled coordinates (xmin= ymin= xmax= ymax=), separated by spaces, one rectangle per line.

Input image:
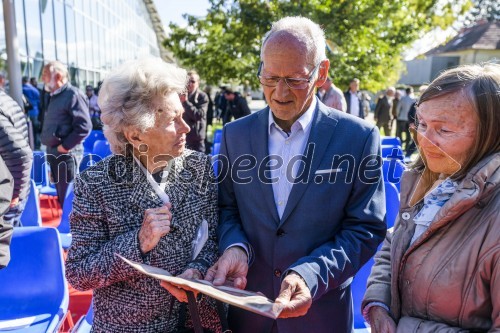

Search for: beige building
xmin=399 ymin=21 xmax=500 ymax=86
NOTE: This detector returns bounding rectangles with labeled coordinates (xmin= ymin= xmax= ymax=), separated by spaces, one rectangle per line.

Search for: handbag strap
xmin=186 ymin=291 xmax=204 ymax=333
xmin=168 ymin=293 xmax=232 ymax=333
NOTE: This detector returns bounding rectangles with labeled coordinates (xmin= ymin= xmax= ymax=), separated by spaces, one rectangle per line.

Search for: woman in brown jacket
xmin=363 ymin=63 xmax=500 ymax=332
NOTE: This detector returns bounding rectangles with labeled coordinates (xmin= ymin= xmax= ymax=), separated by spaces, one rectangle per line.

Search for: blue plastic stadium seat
xmin=381 ymin=136 xmax=401 ymax=147
xmin=385 ymin=182 xmax=400 ymax=229
xmin=0 ymin=227 xmax=69 ymax=332
xmin=383 ymin=158 xmax=406 ymax=191
xmin=79 ymin=153 xmax=102 ymax=173
xmin=92 ymin=140 xmax=112 ymax=159
xmin=37 ymin=160 xmax=59 ymax=217
xmin=58 ymin=182 xmax=74 ymax=249
xmin=30 ymin=151 xmax=46 ymax=186
xmin=381 ymin=145 xmax=404 ymax=160
xmin=83 ymin=130 xmax=105 ymax=153
xmin=20 ymin=179 xmax=42 ymax=227
xmin=213 ymin=129 xmax=222 ymax=144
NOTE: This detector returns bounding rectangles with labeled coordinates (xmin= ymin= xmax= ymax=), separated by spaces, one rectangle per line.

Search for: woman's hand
xmin=138 ymin=203 xmax=172 ymax=254
xmin=160 ymin=269 xmax=202 ymax=303
xmin=369 ymin=306 xmax=396 ymax=333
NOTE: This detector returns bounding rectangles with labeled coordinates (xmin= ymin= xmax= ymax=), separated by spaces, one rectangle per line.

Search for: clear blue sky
xmin=153 ymin=0 xmax=210 ymax=27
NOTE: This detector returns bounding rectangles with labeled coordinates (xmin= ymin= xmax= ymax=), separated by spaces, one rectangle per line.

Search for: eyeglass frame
xmin=256 ymin=61 xmax=322 ymax=90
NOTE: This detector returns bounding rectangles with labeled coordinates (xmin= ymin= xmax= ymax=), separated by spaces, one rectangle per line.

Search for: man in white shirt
xmin=344 ymin=78 xmax=364 ymax=119
xmin=206 ymin=16 xmax=385 ymax=333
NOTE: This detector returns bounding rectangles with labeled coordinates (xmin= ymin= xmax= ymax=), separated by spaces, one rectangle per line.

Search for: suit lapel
xmin=279 ymin=104 xmax=339 ymax=225
xmin=250 ymin=108 xmax=280 ymax=222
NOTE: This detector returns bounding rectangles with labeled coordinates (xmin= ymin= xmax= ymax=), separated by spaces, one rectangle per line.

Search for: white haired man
xmin=40 ymin=61 xmax=91 ymax=206
xmin=194 ymin=16 xmax=386 ymax=333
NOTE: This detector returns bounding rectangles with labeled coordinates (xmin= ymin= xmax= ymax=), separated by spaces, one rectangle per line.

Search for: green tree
xmin=464 ymin=0 xmax=500 ymax=25
xmin=165 ymin=0 xmax=467 ymax=91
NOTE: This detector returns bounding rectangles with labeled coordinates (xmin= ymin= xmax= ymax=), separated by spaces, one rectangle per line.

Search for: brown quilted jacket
xmin=363 ymin=153 xmax=500 ymax=332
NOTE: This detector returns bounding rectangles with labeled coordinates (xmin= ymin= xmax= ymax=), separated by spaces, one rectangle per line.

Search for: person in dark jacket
xmin=0 ymin=78 xmax=33 ymax=227
xmin=181 ymin=71 xmax=208 ymax=153
xmin=0 ymin=155 xmax=14 ymax=269
xmin=40 ymin=61 xmax=91 ymax=206
xmin=223 ymin=88 xmax=251 ymax=123
xmin=22 ymin=76 xmax=41 ymax=149
xmin=374 ymin=87 xmax=395 ymax=136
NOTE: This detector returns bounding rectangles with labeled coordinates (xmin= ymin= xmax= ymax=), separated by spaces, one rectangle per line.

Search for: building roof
xmin=143 ymin=0 xmax=176 ymax=63
xmin=426 ymin=21 xmax=500 ymax=55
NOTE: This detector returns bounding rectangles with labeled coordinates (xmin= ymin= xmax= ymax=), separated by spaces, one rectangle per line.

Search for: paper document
xmin=118 ymin=254 xmax=283 ymax=319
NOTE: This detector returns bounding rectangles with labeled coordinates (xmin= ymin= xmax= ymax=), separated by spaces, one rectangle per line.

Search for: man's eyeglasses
xmin=257 ymin=62 xmax=321 ymax=90
xmin=188 ymin=80 xmax=197 ymax=84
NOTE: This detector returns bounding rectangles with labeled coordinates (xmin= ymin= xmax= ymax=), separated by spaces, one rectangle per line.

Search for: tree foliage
xmin=165 ymin=0 xmax=466 ymax=91
xmin=464 ymin=0 xmax=500 ymax=26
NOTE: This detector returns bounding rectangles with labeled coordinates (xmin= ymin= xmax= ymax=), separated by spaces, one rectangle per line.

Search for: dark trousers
xmin=396 ymin=120 xmax=410 ymax=148
xmin=376 ymin=120 xmax=391 ymax=136
xmin=29 ymin=116 xmax=41 ymax=149
xmin=46 ymin=145 xmax=82 ymax=207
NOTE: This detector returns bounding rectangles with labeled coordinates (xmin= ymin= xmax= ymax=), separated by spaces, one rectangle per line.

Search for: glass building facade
xmin=0 ymin=0 xmax=170 ymax=89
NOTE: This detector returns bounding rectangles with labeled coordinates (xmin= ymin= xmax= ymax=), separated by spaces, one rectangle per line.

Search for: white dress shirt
xmin=268 ymin=98 xmax=316 ymax=218
xmin=349 ymin=91 xmax=361 ymax=118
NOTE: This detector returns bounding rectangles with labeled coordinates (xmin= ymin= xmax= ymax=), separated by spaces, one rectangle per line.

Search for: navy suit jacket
xmin=217 ymin=100 xmax=386 ymax=333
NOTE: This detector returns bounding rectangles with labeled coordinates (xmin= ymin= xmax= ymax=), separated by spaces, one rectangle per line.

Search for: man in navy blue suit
xmin=206 ymin=16 xmax=386 ymax=333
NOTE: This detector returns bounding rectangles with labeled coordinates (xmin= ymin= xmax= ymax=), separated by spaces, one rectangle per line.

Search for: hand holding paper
xmin=117 ymin=254 xmax=283 ymax=319
xmin=160 ymin=268 xmax=202 ymax=303
xmin=205 ymin=247 xmax=248 ymax=289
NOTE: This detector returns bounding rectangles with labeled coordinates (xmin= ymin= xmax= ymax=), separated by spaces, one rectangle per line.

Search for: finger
xmin=280 ymin=294 xmax=311 ymax=318
xmin=204 ymin=264 xmax=218 ymax=283
xmin=232 ymin=276 xmax=247 ymax=289
xmin=160 ymin=281 xmax=188 ymax=303
xmin=179 ymin=269 xmax=202 ymax=280
xmin=213 ymin=260 xmax=229 ymax=286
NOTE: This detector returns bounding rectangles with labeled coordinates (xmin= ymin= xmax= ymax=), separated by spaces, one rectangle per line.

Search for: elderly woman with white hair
xmin=66 ymin=58 xmax=222 ymax=332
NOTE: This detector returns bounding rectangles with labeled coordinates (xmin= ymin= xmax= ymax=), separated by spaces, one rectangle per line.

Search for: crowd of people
xmin=0 ymin=15 xmax=498 ymax=333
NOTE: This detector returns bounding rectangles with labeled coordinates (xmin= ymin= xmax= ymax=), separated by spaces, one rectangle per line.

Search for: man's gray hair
xmin=261 ymin=16 xmax=327 ymax=67
xmin=44 ymin=60 xmax=68 ymax=82
xmin=98 ymin=57 xmax=187 ymax=154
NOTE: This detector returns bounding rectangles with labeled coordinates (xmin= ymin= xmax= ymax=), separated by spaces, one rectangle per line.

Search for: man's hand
xmin=205 ymin=247 xmax=248 ymax=289
xmin=275 ymin=272 xmax=312 ymax=318
xmin=57 ymin=144 xmax=69 ymax=153
xmin=138 ymin=203 xmax=172 ymax=254
xmin=160 ymin=268 xmax=202 ymax=303
xmin=179 ymin=94 xmax=187 ymax=103
xmin=369 ymin=306 xmax=396 ymax=333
